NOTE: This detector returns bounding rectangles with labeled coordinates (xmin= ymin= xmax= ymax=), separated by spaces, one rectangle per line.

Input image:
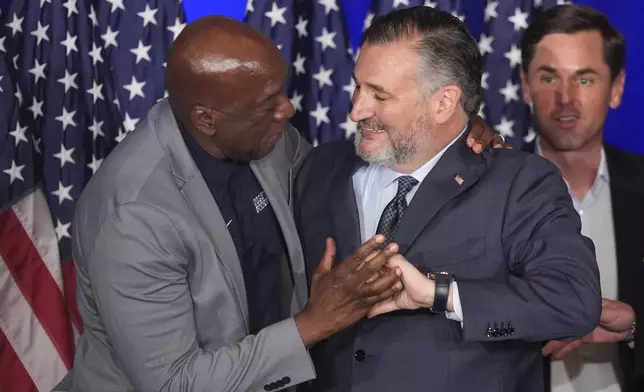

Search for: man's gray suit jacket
xmin=293 ymin=129 xmax=603 ymax=392
xmin=54 ymin=99 xmax=315 ymax=392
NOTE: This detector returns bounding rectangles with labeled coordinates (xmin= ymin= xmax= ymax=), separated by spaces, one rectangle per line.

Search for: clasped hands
xmin=542 ymin=298 xmax=635 ymax=360
xmin=296 ymin=234 xmax=446 ymax=348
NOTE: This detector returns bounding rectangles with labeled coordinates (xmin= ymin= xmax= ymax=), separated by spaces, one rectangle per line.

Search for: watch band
xmin=428 ymin=272 xmax=453 ymax=314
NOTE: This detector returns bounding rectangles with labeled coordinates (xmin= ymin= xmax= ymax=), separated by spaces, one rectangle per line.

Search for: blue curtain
xmin=183 ymin=0 xmax=644 ymax=154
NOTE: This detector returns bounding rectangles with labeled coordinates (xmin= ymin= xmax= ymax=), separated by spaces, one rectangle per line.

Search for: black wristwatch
xmin=427 ymin=271 xmax=455 ymax=314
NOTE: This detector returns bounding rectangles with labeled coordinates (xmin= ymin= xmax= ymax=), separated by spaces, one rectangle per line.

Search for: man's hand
xmin=295 ymin=235 xmax=403 ymax=347
xmin=542 ymin=298 xmax=635 ymax=360
xmin=466 ymin=114 xmax=509 ymax=153
xmin=366 ymin=255 xmax=453 ymax=318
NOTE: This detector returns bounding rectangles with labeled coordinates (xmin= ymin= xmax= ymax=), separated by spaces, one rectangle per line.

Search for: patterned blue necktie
xmin=376 ymin=175 xmax=419 ymax=243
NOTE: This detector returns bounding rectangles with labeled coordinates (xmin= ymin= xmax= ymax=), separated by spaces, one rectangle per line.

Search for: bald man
xmin=54 ymin=16 xmax=502 ymax=392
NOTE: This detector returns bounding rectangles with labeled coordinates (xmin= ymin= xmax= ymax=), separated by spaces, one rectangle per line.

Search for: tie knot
xmin=396 ymin=175 xmax=418 ymax=197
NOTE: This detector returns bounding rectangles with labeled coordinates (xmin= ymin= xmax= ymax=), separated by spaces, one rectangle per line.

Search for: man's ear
xmin=609 ymin=70 xmax=626 ymax=110
xmin=520 ymin=68 xmax=532 ymax=105
xmin=433 ymin=85 xmax=462 ymax=125
xmin=191 ymin=105 xmax=218 ymax=137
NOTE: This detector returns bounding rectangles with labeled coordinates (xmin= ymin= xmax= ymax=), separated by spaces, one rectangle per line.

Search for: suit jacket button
xmin=281 ymin=376 xmax=291 ymax=384
xmin=276 ymin=380 xmax=285 ymax=388
xmin=263 ymin=385 xmax=273 ymax=391
xmin=354 ymin=349 xmax=367 ymax=362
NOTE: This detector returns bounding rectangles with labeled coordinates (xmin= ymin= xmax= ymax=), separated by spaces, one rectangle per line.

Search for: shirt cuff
xmin=445 ymin=281 xmax=464 ymax=327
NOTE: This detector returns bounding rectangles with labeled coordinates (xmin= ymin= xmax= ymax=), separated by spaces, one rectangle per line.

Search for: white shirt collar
xmin=534 ymin=136 xmax=610 ymax=200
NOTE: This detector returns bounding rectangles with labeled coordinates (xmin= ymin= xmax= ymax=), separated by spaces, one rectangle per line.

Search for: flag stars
xmin=524 ymin=127 xmax=537 ymax=143
xmin=315 ymin=28 xmax=337 ymax=52
xmin=58 ymin=70 xmax=78 ymax=92
xmin=55 ymin=220 xmax=71 ymax=241
xmin=62 ymin=0 xmax=78 ymax=17
xmin=508 ymin=8 xmax=529 ymax=32
xmin=292 ymin=53 xmax=306 ymax=75
xmin=484 ymin=1 xmax=499 ymax=22
xmin=499 ymin=80 xmax=520 ymax=103
xmin=6 ymin=13 xmax=24 ymax=36
xmin=265 ymin=2 xmax=287 ymax=27
xmin=14 ymin=84 xmax=23 ymax=105
xmin=167 ymin=18 xmax=186 ymax=41
xmin=87 ymin=81 xmax=105 ymax=103
xmin=60 ymin=32 xmax=78 ymax=55
xmin=478 ymin=102 xmax=486 ymax=119
xmin=88 ymin=118 xmax=105 ymax=140
xmin=393 ymin=0 xmax=410 ymax=8
xmin=28 ymin=98 xmax=44 ymax=119
xmin=246 ymin=0 xmax=254 ymax=14
xmin=55 ymin=107 xmax=77 ymax=131
xmin=89 ymin=6 xmax=99 ymax=27
xmin=130 ymin=40 xmax=152 ymax=64
xmin=105 ymin=0 xmax=125 ymax=13
xmin=123 ymin=76 xmax=146 ymax=100
xmin=313 ymin=66 xmax=334 ymax=89
xmin=0 ymin=36 xmax=6 ymax=53
xmin=481 ymin=72 xmax=489 ymax=90
xmin=295 ymin=16 xmax=308 ymax=38
xmin=53 ymin=144 xmax=76 ymax=168
xmin=89 ymin=43 xmax=104 ymax=65
xmin=504 ymin=44 xmax=522 ymax=68
xmin=309 ymin=103 xmax=330 ymax=126
xmin=318 ymin=0 xmax=339 ymax=15
xmin=424 ymin=1 xmax=437 ymax=7
xmin=343 ymin=77 xmax=356 ymax=96
xmin=290 ymin=91 xmax=303 ymax=112
xmin=363 ymin=13 xmax=374 ymax=32
xmin=478 ymin=34 xmax=494 ymax=56
xmin=0 ymin=75 xmax=3 ymax=92
xmin=495 ymin=116 xmax=515 ymax=138
xmin=87 ymin=155 xmax=104 ymax=175
xmin=9 ymin=122 xmax=28 ymax=146
xmin=138 ymin=4 xmax=158 ymax=27
xmin=33 ymin=136 xmax=42 ymax=154
xmin=52 ymin=181 xmax=74 ymax=205
xmin=451 ymin=11 xmax=465 ymax=22
xmin=31 ymin=21 xmax=50 ymax=46
xmin=28 ymin=60 xmax=47 ymax=83
xmin=122 ymin=113 xmax=139 ymax=132
xmin=3 ymin=161 xmax=25 ymax=184
xmin=101 ymin=26 xmax=119 ymax=48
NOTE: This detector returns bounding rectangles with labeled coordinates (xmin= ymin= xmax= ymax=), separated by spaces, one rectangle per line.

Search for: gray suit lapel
xmin=251 ymin=147 xmax=309 ymax=312
xmin=154 ymin=100 xmax=250 ymax=331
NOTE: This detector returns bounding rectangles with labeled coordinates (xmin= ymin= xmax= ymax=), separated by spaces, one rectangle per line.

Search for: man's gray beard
xmin=354 ymin=131 xmax=416 ymax=168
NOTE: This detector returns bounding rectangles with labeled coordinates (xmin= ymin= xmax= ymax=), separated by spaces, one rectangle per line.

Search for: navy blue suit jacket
xmin=524 ymin=141 xmax=644 ymax=392
xmin=294 ymin=129 xmax=602 ymax=392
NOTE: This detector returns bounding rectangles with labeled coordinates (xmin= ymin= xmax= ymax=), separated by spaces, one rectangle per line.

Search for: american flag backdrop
xmin=479 ymin=0 xmax=569 ymax=147
xmin=0 ymin=1 xmax=185 ymax=391
xmin=365 ymin=0 xmax=465 ymax=32
xmin=244 ymin=0 xmax=356 ymax=144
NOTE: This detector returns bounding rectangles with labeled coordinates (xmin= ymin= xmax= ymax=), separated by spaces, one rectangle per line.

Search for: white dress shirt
xmin=351 ymin=128 xmax=467 ymax=324
xmin=536 ymin=138 xmax=622 ymax=392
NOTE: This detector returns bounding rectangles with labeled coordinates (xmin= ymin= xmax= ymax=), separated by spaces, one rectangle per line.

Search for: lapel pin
xmin=454 ymin=175 xmax=464 ymax=186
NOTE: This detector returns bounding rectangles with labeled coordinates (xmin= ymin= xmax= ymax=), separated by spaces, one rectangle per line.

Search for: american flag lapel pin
xmin=454 ymin=175 xmax=464 ymax=186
